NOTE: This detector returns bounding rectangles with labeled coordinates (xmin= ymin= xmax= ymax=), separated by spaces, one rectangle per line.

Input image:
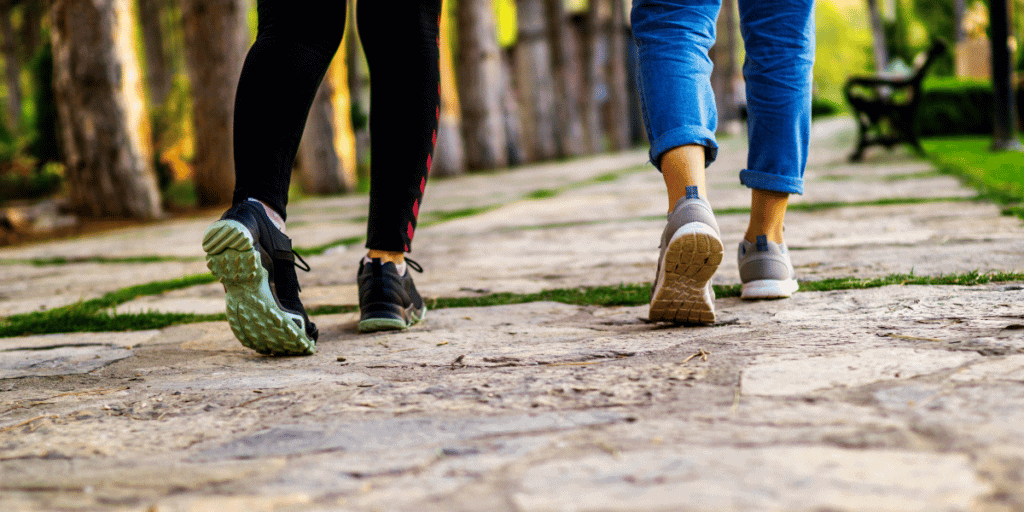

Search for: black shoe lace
xmin=292 ymin=250 xmax=311 ymax=272
xmin=405 ymin=258 xmax=423 ymax=273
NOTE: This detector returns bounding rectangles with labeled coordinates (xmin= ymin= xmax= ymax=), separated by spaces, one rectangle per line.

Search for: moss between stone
xmin=2 ymin=271 xmax=1020 ymax=338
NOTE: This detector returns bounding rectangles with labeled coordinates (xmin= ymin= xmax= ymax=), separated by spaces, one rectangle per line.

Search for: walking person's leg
xmin=735 ymin=0 xmax=814 ymax=299
xmin=203 ymin=0 xmax=347 ymax=355
xmin=355 ymin=0 xmax=442 ymax=333
xmin=632 ymin=0 xmax=724 ymax=324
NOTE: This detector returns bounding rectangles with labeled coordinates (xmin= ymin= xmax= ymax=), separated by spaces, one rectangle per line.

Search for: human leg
xmin=204 ymin=1 xmax=347 ymax=354
xmin=736 ymin=0 xmax=814 ymax=298
xmin=355 ymin=0 xmax=442 ymax=332
xmin=632 ymin=0 xmax=724 ymax=324
xmin=231 ymin=0 xmax=348 ymax=220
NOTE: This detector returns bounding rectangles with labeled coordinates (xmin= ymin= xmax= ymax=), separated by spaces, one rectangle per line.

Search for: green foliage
xmin=811 ymin=96 xmax=842 ymax=118
xmin=161 ymin=179 xmax=197 ymax=210
xmin=0 ymin=162 xmax=62 ymax=201
xmin=923 ymin=135 xmax=1024 ymax=217
xmin=27 ymin=38 xmax=59 ymax=165
xmin=918 ymin=77 xmax=994 ymax=136
xmin=814 ymin=0 xmax=873 ymax=105
xmin=911 ymin=0 xmax=955 ymax=76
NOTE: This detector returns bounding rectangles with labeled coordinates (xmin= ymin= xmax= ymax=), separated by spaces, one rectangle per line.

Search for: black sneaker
xmin=202 ymin=200 xmax=318 ymax=355
xmin=357 ymin=257 xmax=426 ymax=333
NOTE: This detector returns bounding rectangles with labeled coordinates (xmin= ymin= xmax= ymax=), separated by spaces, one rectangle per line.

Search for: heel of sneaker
xmin=650 ymin=223 xmax=722 ymax=325
xmin=665 ymin=223 xmax=724 ymax=281
xmin=741 ymin=278 xmax=799 ymax=300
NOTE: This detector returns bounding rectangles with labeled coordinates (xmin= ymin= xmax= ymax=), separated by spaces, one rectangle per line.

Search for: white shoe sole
xmin=649 ymin=222 xmax=723 ymax=324
xmin=741 ymin=278 xmax=799 ymax=300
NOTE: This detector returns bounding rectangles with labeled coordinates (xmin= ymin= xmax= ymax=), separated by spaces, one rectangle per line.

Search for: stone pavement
xmin=1 ymin=117 xmax=1023 ymax=511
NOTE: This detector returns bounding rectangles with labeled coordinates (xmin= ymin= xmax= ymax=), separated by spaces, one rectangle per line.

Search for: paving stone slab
xmin=513 ymin=446 xmax=988 ymax=512
xmin=742 ymin=348 xmax=980 ymax=396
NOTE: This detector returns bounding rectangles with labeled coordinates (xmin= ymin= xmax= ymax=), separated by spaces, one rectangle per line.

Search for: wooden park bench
xmin=844 ymin=39 xmax=948 ymax=162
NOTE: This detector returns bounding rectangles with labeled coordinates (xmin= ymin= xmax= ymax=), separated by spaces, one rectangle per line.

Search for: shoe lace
xmin=292 ymin=250 xmax=311 ymax=272
xmin=405 ymin=258 xmax=423 ymax=273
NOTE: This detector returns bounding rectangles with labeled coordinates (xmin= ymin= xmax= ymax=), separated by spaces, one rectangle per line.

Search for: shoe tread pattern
xmin=649 ymin=228 xmax=723 ymax=324
xmin=203 ymin=221 xmax=315 ymax=356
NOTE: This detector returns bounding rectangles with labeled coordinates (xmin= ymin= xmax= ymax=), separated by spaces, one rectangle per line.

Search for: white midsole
xmin=741 ymin=278 xmax=799 ymax=299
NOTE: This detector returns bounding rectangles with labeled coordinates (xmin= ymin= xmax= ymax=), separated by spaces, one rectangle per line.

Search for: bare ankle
xmin=367 ymin=249 xmax=405 ymax=265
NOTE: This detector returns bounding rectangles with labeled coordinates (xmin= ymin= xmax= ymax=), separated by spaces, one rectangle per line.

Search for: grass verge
xmin=923 ymin=136 xmax=1024 ymax=218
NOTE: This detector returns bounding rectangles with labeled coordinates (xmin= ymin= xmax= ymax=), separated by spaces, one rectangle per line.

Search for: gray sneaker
xmin=738 ymin=235 xmax=798 ymax=299
xmin=649 ymin=187 xmax=723 ymax=324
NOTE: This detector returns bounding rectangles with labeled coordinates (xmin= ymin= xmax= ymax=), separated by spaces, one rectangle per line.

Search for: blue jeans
xmin=632 ymin=0 xmax=815 ymax=195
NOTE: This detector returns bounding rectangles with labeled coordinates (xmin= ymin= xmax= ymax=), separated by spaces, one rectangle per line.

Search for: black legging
xmin=232 ymin=0 xmax=442 ymax=252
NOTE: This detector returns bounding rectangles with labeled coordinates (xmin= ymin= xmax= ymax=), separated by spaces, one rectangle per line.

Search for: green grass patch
xmin=923 ymin=136 xmax=1024 ymax=218
xmin=2 ymin=271 xmax=1021 ymax=337
xmin=0 ymin=273 xmax=219 ymax=337
xmin=420 ymin=205 xmax=500 ymax=225
xmin=524 ymin=188 xmax=559 ymax=200
xmin=797 ymin=270 xmax=1024 ymax=293
xmin=307 ymin=305 xmax=360 ymax=315
xmin=0 ymin=255 xmax=198 ymax=266
xmin=424 ymin=270 xmax=1023 ymax=310
xmin=430 ymin=283 xmax=655 ymax=309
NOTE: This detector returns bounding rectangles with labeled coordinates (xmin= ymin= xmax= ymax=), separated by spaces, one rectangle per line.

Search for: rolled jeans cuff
xmin=739 ymin=169 xmax=804 ymax=195
xmin=648 ymin=125 xmax=718 ymax=170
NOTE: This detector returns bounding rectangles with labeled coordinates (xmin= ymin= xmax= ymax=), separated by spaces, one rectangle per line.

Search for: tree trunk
xmin=137 ymin=0 xmax=172 ymax=108
xmin=432 ymin=1 xmax=466 ymax=176
xmin=20 ymin=0 xmax=44 ymax=63
xmin=501 ymin=48 xmax=525 ymax=165
xmin=346 ymin=0 xmax=369 ymax=176
xmin=546 ymin=0 xmax=586 ymax=157
xmin=1 ymin=0 xmax=22 ymax=133
xmin=953 ymin=0 xmax=966 ymax=44
xmin=297 ymin=52 xmax=357 ymax=194
xmin=457 ymin=0 xmax=507 ymax=170
xmin=513 ymin=0 xmax=557 ymax=162
xmin=179 ymin=0 xmax=249 ymax=207
xmin=710 ymin=0 xmax=739 ymax=133
xmin=866 ymin=0 xmax=888 ymax=71
xmin=583 ymin=2 xmax=605 ymax=153
xmin=51 ymin=0 xmax=162 ymax=219
xmin=604 ymin=0 xmax=630 ymax=150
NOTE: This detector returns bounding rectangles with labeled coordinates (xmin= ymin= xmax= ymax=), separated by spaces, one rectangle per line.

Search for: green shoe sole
xmin=356 ymin=307 xmax=427 ymax=334
xmin=203 ymin=220 xmax=315 ymax=356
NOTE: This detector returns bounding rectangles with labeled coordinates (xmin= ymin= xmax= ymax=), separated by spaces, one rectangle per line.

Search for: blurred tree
xmin=582 ymin=0 xmax=605 ymax=152
xmin=545 ymin=0 xmax=586 ymax=157
xmin=710 ymin=0 xmax=738 ymax=132
xmin=501 ymin=46 xmax=525 ymax=165
xmin=51 ymin=0 xmax=163 ymax=219
xmin=884 ymin=0 xmax=915 ymax=66
xmin=1 ymin=0 xmax=22 ymax=133
xmin=297 ymin=48 xmax=358 ymax=194
xmin=138 ymin=0 xmax=173 ymax=108
xmin=179 ymin=0 xmax=249 ymax=206
xmin=513 ymin=0 xmax=557 ymax=162
xmin=458 ymin=0 xmax=507 ymax=170
xmin=19 ymin=0 xmax=42 ymax=61
xmin=432 ymin=0 xmax=466 ymax=176
xmin=604 ymin=0 xmax=630 ymax=150
xmin=912 ymin=0 xmax=956 ymax=75
xmin=866 ymin=0 xmax=890 ymax=71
